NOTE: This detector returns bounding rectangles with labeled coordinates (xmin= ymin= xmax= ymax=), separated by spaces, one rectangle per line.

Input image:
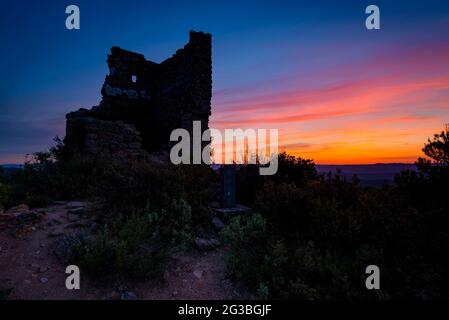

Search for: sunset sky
xmin=1 ymin=0 xmax=449 ymax=164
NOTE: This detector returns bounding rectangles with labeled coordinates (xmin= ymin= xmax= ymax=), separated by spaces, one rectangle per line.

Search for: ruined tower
xmin=65 ymin=31 xmax=212 ymax=162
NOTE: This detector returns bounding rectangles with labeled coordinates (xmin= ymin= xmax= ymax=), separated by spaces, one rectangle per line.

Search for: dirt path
xmin=0 ymin=202 xmax=248 ymax=300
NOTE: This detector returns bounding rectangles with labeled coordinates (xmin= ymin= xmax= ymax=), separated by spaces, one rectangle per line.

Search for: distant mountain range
xmin=0 ymin=164 xmax=24 ymax=169
xmin=316 ymin=163 xmax=416 ymax=187
xmin=2 ymin=163 xmax=415 ymax=187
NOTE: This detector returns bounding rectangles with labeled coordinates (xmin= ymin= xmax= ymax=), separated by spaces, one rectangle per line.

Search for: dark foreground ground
xmin=0 ymin=201 xmax=249 ymax=300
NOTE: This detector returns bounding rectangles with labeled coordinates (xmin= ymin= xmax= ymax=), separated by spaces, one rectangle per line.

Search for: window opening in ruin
xmin=131 ymin=75 xmax=137 ymax=83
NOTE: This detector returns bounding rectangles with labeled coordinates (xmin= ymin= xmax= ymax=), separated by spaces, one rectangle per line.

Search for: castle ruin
xmin=65 ymin=31 xmax=212 ymax=162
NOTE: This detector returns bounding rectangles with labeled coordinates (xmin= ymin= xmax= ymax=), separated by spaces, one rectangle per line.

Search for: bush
xmin=95 ymin=161 xmax=214 ymax=225
xmin=76 ymin=160 xmax=215 ymax=281
xmin=0 ymin=182 xmax=11 ymax=209
xmin=221 ymin=213 xmax=268 ymax=286
xmin=236 ymin=152 xmax=317 ymax=205
xmin=221 ymin=212 xmax=377 ymax=299
xmin=222 ymin=147 xmax=449 ymax=299
xmin=76 ymin=197 xmax=193 ymax=280
xmin=0 ymin=288 xmax=12 ymax=300
xmin=2 ymin=138 xmax=216 ymax=282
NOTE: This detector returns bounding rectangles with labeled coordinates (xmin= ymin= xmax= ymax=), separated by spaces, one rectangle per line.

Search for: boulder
xmin=67 ymin=207 xmax=85 ymax=216
xmin=121 ymin=291 xmax=138 ymax=300
xmin=66 ymin=201 xmax=88 ymax=210
xmin=5 ymin=204 xmax=30 ymax=217
xmin=211 ymin=217 xmax=225 ymax=231
xmin=53 ymin=233 xmax=88 ymax=264
xmin=48 ymin=230 xmax=64 ymax=237
xmin=212 ymin=204 xmax=252 ymax=220
xmin=194 ymin=237 xmax=220 ymax=251
xmin=193 ymin=270 xmax=204 ymax=279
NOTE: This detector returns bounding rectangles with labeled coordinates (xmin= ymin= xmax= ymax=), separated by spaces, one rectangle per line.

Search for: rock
xmin=53 ymin=233 xmax=86 ymax=264
xmin=121 ymin=291 xmax=138 ymax=300
xmin=40 ymin=277 xmax=48 ymax=284
xmin=52 ymin=201 xmax=68 ymax=205
xmin=211 ymin=217 xmax=225 ymax=231
xmin=193 ymin=270 xmax=204 ymax=279
xmin=47 ymin=218 xmax=62 ymax=227
xmin=66 ymin=201 xmax=87 ymax=209
xmin=5 ymin=204 xmax=30 ymax=217
xmin=49 ymin=230 xmax=64 ymax=237
xmin=105 ymin=291 xmax=121 ymax=300
xmin=34 ymin=208 xmax=47 ymax=215
xmin=194 ymin=237 xmax=220 ymax=251
xmin=172 ymin=290 xmax=179 ymax=297
xmin=15 ymin=210 xmax=41 ymax=225
xmin=213 ymin=205 xmax=252 ymax=219
xmin=39 ymin=266 xmax=48 ymax=273
xmin=67 ymin=207 xmax=85 ymax=216
xmin=30 ymin=263 xmax=40 ymax=269
xmin=89 ymin=223 xmax=99 ymax=232
xmin=64 ymin=221 xmax=90 ymax=230
xmin=210 ymin=201 xmax=220 ymax=208
xmin=67 ymin=213 xmax=80 ymax=222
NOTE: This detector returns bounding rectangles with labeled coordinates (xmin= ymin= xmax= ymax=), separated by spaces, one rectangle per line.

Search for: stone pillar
xmin=220 ymin=166 xmax=236 ymax=208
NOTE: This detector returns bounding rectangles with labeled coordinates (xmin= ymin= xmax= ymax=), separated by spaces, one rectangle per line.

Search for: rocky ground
xmin=0 ymin=202 xmax=248 ymax=300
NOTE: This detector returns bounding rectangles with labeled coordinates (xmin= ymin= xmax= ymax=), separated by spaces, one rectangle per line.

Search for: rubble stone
xmin=211 ymin=217 xmax=225 ymax=231
xmin=5 ymin=204 xmax=30 ymax=217
xmin=194 ymin=237 xmax=220 ymax=251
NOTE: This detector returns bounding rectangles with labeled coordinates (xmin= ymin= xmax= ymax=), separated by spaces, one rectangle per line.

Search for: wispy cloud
xmin=211 ymin=40 xmax=449 ymax=163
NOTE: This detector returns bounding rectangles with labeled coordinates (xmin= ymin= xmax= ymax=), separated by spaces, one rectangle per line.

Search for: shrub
xmin=221 ymin=213 xmax=372 ymax=299
xmin=222 ymin=148 xmax=449 ymax=299
xmin=76 ymin=197 xmax=193 ymax=280
xmin=0 ymin=182 xmax=11 ymax=209
xmin=96 ymin=161 xmax=214 ymax=226
xmin=0 ymin=288 xmax=12 ymax=300
xmin=77 ymin=213 xmax=167 ymax=280
xmin=236 ymin=152 xmax=317 ymax=205
xmin=221 ymin=213 xmax=268 ymax=286
xmin=3 ymin=138 xmax=215 ymax=282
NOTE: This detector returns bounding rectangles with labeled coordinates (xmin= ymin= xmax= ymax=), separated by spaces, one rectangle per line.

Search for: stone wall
xmin=65 ymin=31 xmax=212 ymax=162
xmin=65 ymin=111 xmax=147 ymax=164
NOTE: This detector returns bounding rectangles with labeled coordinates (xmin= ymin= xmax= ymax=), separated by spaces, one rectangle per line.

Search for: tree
xmin=421 ymin=129 xmax=449 ymax=165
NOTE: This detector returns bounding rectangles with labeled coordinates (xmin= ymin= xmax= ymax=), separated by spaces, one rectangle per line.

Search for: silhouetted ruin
xmin=65 ymin=31 xmax=212 ymax=162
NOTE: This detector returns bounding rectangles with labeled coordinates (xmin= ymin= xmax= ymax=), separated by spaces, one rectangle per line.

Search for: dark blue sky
xmin=1 ymin=0 xmax=449 ymax=163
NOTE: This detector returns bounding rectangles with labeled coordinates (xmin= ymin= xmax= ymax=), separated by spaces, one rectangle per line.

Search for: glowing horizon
xmin=210 ymin=39 xmax=449 ymax=165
